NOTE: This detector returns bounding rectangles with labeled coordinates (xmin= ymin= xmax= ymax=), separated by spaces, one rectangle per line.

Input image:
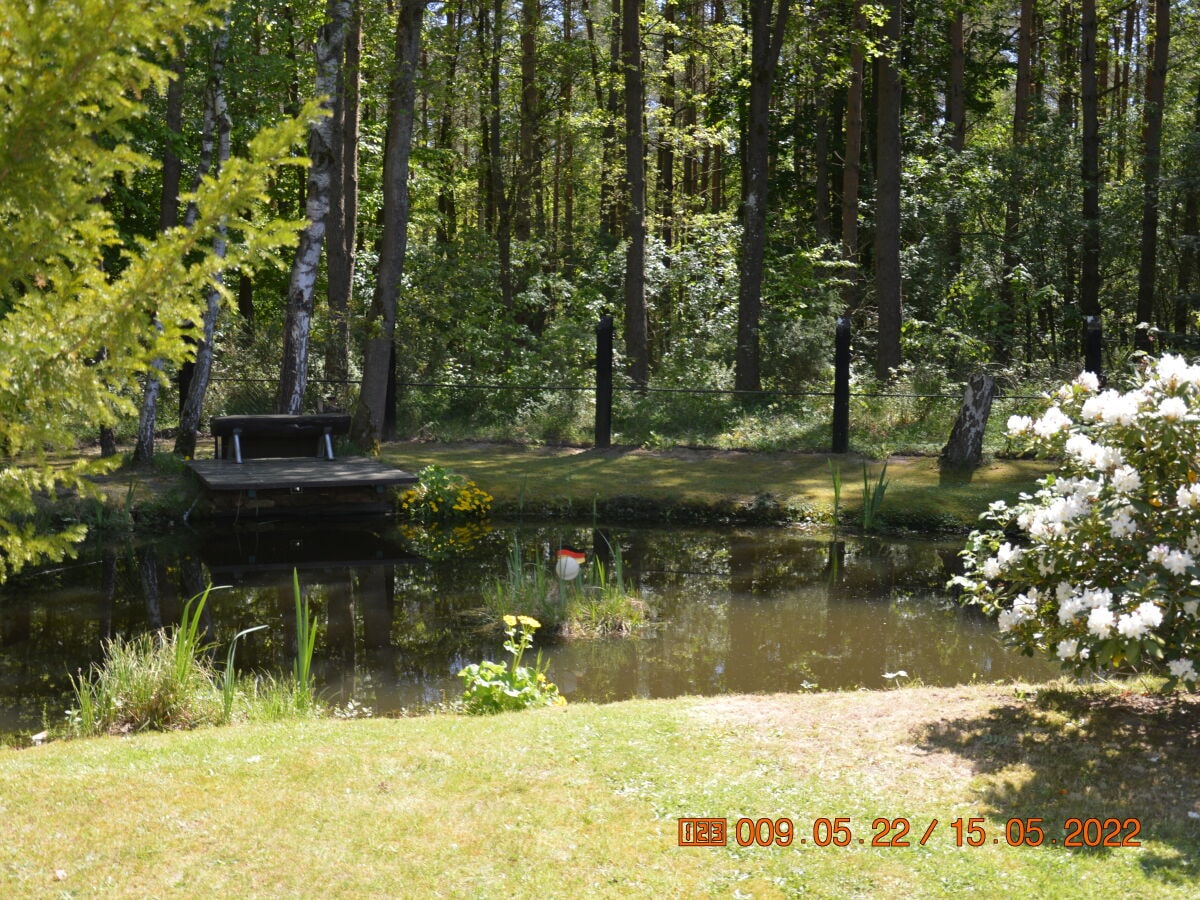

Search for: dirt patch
xmin=688 ymin=687 xmax=1013 ymax=800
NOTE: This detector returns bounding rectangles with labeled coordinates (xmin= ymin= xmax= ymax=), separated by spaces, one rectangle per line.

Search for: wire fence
xmin=198 ymin=372 xmax=1050 ymax=456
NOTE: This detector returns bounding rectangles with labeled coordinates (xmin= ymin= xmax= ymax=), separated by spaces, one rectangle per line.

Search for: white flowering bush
xmin=956 ymin=355 xmax=1200 ymax=687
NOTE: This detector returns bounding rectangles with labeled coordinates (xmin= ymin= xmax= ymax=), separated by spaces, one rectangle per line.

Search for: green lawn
xmin=380 ymin=442 xmax=1053 ymax=529
xmin=2 ymin=685 xmax=1196 ymax=897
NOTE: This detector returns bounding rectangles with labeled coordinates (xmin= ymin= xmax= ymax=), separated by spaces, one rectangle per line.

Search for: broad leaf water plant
xmin=956 ymin=357 xmax=1200 ymax=687
xmin=458 ymin=615 xmax=564 ymax=714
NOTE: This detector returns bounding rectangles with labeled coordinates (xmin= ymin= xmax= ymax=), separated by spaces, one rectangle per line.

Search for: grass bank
xmin=381 ymin=442 xmax=1053 ymax=530
xmin=72 ymin=440 xmax=1050 ymax=533
xmin=2 ymin=683 xmax=1196 ymax=897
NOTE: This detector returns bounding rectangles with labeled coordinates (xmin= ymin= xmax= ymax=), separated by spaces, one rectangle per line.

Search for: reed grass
xmin=292 ymin=569 xmax=319 ymax=711
xmin=66 ymin=577 xmax=326 ymax=738
xmin=483 ymin=540 xmax=648 ymax=637
xmin=860 ymin=460 xmax=890 ymax=531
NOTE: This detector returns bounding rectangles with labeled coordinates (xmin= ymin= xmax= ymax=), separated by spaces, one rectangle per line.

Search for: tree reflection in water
xmin=0 ymin=523 xmax=1058 ymax=735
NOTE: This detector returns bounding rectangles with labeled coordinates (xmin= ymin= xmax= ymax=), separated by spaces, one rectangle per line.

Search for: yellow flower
xmin=517 ymin=615 xmax=540 ymax=629
xmin=503 ymin=614 xmax=518 ymax=627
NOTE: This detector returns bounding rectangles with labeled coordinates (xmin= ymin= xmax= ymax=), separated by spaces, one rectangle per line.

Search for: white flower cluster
xmin=960 ymin=355 xmax=1200 ymax=684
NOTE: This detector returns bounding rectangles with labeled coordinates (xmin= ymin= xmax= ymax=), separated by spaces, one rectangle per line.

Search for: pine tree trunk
xmin=174 ymin=20 xmax=234 ymax=459
xmin=999 ymin=0 xmax=1033 ymax=363
xmin=351 ymin=0 xmax=423 ymax=447
xmin=276 ymin=0 xmax=352 ymax=415
xmin=734 ymin=0 xmax=791 ymax=394
xmin=623 ymin=0 xmax=649 ymax=386
xmin=134 ymin=50 xmax=188 ymax=467
xmin=945 ymin=6 xmax=965 ymax=277
xmin=325 ymin=5 xmax=362 ymax=389
xmin=1176 ymin=78 xmax=1200 ymax=334
xmin=1080 ymin=0 xmax=1103 ymax=320
xmin=840 ymin=2 xmax=866 ymax=313
xmin=874 ymin=0 xmax=902 ymax=380
xmin=1135 ymin=0 xmax=1170 ymax=352
xmin=488 ymin=0 xmax=514 ymax=308
xmin=516 ymin=0 xmax=540 ymax=241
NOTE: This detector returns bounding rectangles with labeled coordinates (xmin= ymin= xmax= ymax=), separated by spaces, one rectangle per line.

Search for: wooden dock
xmin=187 ymin=457 xmax=418 ymax=518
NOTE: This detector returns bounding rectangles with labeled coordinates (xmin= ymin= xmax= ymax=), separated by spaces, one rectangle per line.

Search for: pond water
xmin=0 ymin=520 xmax=1057 ymax=736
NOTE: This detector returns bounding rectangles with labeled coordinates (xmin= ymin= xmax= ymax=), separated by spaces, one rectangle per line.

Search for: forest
xmin=6 ymin=0 xmax=1200 ymax=454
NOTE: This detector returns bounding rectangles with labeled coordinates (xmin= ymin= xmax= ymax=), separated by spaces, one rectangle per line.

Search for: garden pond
xmin=0 ymin=520 xmax=1058 ymax=736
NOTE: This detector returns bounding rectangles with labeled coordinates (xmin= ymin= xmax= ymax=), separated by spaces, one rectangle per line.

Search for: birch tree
xmin=276 ymin=0 xmax=353 ymax=415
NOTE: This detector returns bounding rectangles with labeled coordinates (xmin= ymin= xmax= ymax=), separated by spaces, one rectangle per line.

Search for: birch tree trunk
xmin=350 ymin=0 xmax=424 ymax=447
xmin=733 ymin=0 xmax=791 ymax=393
xmin=276 ymin=0 xmax=352 ymax=415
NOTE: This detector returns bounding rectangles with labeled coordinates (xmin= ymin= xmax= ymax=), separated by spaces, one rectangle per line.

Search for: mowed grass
xmin=3 ymin=684 xmax=1197 ymax=898
xmin=380 ymin=441 xmax=1053 ymax=528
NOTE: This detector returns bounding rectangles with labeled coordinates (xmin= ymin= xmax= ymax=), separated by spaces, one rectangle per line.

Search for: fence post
xmin=832 ymin=316 xmax=850 ymax=453
xmin=595 ymin=315 xmax=613 ymax=448
xmin=1083 ymin=315 xmax=1102 ymax=381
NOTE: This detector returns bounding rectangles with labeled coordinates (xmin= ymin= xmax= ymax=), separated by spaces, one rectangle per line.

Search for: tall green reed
xmin=292 ymin=569 xmax=319 ymax=710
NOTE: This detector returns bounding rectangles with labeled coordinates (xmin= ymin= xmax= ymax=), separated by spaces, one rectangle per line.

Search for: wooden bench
xmin=211 ymin=414 xmax=352 ymax=463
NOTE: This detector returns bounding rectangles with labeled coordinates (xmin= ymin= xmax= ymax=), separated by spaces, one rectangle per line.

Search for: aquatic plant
xmin=397 ymin=464 xmax=492 ymax=523
xmin=482 ymin=540 xmax=648 ymax=637
xmin=458 ymin=615 xmax=564 ymax=714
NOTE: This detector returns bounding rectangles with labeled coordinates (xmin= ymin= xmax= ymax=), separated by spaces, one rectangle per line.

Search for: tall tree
xmin=1134 ymin=0 xmax=1170 ymax=351
xmin=516 ymin=0 xmax=541 ymax=240
xmin=840 ymin=2 xmax=867 ymax=314
xmin=734 ymin=0 xmax=791 ymax=393
xmin=945 ymin=1 xmax=966 ymax=277
xmin=623 ymin=0 xmax=649 ymax=385
xmin=277 ymin=0 xmax=353 ymax=415
xmin=1079 ymin=0 xmax=1102 ymax=322
xmin=0 ymin=0 xmax=307 ymax=581
xmin=325 ymin=4 xmax=362 ymax=388
xmin=134 ymin=49 xmax=188 ymax=467
xmin=351 ymin=0 xmax=425 ymax=446
xmin=998 ymin=0 xmax=1034 ymax=362
xmin=174 ymin=15 xmax=234 ymax=460
xmin=1177 ymin=78 xmax=1200 ymax=334
xmin=874 ymin=0 xmax=902 ymax=379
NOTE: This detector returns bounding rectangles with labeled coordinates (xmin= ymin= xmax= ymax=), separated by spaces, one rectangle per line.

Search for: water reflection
xmin=0 ymin=522 xmax=1057 ymax=736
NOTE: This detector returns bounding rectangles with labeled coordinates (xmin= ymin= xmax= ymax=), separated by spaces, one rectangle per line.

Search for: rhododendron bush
xmin=956 ymin=355 xmax=1200 ymax=686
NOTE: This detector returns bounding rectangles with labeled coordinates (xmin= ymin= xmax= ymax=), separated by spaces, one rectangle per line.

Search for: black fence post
xmin=1083 ymin=315 xmax=1103 ymax=381
xmin=595 ymin=315 xmax=613 ymax=448
xmin=832 ymin=316 xmax=850 ymax=453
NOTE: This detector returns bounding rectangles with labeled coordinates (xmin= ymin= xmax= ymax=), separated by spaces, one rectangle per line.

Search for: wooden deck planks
xmin=187 ymin=457 xmax=418 ymax=492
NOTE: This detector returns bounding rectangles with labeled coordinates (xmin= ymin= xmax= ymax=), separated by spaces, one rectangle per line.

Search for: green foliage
xmin=0 ymin=0 xmax=317 ymax=583
xmin=457 ymin=615 xmax=564 ymax=714
xmin=397 ymin=464 xmax=493 ymax=522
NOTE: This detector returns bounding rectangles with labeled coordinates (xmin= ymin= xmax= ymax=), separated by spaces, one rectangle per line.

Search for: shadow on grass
xmin=916 ymin=687 xmax=1200 ymax=886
